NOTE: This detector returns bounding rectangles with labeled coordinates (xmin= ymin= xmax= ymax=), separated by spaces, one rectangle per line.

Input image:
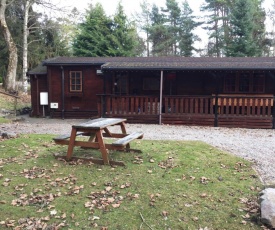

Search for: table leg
xmin=96 ymin=130 xmax=109 ymax=165
xmin=66 ymin=128 xmax=77 ymax=160
xmin=120 ymin=122 xmax=130 ymax=150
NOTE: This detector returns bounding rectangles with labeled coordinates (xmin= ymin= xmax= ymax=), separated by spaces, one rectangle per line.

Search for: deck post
xmin=159 ymin=70 xmax=163 ymax=125
xmin=61 ymin=66 xmax=65 ymax=119
xmin=214 ymin=94 xmax=218 ymax=127
xmin=212 ymin=72 xmax=220 ymax=127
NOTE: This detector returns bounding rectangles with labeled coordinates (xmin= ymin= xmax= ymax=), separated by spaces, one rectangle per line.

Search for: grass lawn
xmin=0 ymin=134 xmax=264 ymax=229
xmin=0 ymin=117 xmax=10 ymax=123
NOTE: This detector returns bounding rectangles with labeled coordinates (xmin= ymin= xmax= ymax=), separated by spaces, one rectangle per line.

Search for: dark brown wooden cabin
xmin=28 ymin=56 xmax=275 ymax=129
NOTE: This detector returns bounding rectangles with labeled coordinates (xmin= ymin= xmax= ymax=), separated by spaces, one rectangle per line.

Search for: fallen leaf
xmin=112 ymin=203 xmax=120 ymax=208
xmin=200 ymin=193 xmax=208 ymax=198
xmin=61 ymin=213 xmax=66 ymax=219
xmin=92 ymin=216 xmax=100 ymax=220
xmin=162 ymin=211 xmax=169 ymax=217
xmin=50 ymin=209 xmax=57 ymax=216
xmin=105 ymin=186 xmax=112 ymax=192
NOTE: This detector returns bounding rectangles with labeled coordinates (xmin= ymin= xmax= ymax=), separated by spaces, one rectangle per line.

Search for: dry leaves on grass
xmin=158 ymin=156 xmax=176 ymax=169
xmin=0 ymin=216 xmax=66 ymax=229
xmin=11 ymin=193 xmax=58 ymax=207
xmin=85 ymin=187 xmax=123 ymax=211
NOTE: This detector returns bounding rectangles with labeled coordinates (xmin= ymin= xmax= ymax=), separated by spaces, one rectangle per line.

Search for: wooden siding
xmin=48 ymin=65 xmax=103 ymax=118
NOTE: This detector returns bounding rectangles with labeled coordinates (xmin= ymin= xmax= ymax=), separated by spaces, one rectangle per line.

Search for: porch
xmin=97 ymin=94 xmax=274 ymax=129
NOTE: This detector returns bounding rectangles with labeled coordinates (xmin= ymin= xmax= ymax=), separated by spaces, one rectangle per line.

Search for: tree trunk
xmin=0 ymin=0 xmax=18 ymax=92
xmin=22 ymin=0 xmax=31 ymax=83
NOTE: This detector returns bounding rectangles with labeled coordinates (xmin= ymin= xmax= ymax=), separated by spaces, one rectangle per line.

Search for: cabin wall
xmin=47 ymin=65 xmax=103 ymax=118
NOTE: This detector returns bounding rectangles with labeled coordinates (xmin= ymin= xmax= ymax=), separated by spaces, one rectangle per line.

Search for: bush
xmin=0 ymin=76 xmax=3 ymax=84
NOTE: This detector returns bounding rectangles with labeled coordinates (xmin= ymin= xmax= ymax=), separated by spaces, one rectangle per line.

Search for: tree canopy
xmin=0 ymin=0 xmax=274 ymax=91
xmin=73 ymin=3 xmax=141 ymax=57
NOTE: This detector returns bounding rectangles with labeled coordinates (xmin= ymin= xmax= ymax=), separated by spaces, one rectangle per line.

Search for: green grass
xmin=0 ymin=117 xmax=9 ymax=123
xmin=0 ymin=134 xmax=264 ymax=229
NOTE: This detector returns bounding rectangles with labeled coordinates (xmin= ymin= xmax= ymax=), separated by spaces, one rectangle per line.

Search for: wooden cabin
xmin=28 ymin=56 xmax=275 ymax=129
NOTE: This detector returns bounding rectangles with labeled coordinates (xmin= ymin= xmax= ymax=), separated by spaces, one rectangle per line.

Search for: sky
xmin=52 ymin=0 xmax=273 ymax=18
xmin=45 ymin=0 xmax=274 ymax=51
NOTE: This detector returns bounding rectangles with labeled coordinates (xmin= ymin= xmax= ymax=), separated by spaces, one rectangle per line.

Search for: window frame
xmin=224 ymin=72 xmax=265 ymax=94
xmin=69 ymin=71 xmax=82 ymax=92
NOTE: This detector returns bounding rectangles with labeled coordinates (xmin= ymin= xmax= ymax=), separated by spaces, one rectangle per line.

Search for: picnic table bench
xmin=53 ymin=118 xmax=143 ymax=166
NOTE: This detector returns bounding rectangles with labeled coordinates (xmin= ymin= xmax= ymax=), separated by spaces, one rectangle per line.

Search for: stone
xmin=260 ymin=188 xmax=275 ymax=228
xmin=1 ymin=132 xmax=17 ymax=139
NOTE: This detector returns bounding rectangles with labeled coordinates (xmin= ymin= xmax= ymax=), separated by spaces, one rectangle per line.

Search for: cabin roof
xmin=27 ymin=64 xmax=47 ymax=75
xmin=42 ymin=56 xmax=275 ymax=71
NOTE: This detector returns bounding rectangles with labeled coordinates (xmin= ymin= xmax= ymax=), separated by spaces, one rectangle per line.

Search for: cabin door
xmin=114 ymin=74 xmax=128 ymax=95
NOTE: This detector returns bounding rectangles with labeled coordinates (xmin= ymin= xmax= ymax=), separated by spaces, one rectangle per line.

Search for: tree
xmin=147 ymin=0 xmax=199 ymax=56
xmin=225 ymin=0 xmax=264 ymax=56
xmin=179 ymin=0 xmax=200 ymax=56
xmin=201 ymin=0 xmax=231 ymax=57
xmin=73 ymin=2 xmax=141 ymax=57
xmin=0 ymin=0 xmax=18 ymax=92
xmin=108 ymin=3 xmax=140 ymax=56
xmin=148 ymin=4 xmax=169 ymax=56
xmin=134 ymin=0 xmax=151 ymax=56
xmin=266 ymin=0 xmax=275 ymax=56
xmin=73 ymin=3 xmax=112 ymax=56
xmin=162 ymin=0 xmax=181 ymax=55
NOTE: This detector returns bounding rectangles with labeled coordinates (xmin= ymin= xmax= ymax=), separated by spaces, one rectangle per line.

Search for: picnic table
xmin=53 ymin=118 xmax=143 ymax=166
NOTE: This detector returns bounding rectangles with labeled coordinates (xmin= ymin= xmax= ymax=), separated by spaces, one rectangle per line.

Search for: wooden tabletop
xmin=72 ymin=118 xmax=127 ymax=130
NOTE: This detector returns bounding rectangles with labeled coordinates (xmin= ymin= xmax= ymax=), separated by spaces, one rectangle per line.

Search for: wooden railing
xmin=97 ymin=94 xmax=274 ymax=117
xmin=163 ymin=96 xmax=213 ymax=115
xmin=212 ymin=94 xmax=273 ymax=117
xmin=99 ymin=95 xmax=160 ymax=115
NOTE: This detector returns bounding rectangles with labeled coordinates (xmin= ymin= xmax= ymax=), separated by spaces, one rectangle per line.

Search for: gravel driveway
xmin=1 ymin=115 xmax=275 ymax=185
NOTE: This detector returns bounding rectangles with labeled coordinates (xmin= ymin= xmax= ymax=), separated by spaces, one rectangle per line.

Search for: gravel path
xmin=1 ymin=115 xmax=275 ymax=185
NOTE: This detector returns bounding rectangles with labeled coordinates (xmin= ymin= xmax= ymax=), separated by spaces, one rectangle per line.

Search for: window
xmin=224 ymin=75 xmax=236 ymax=93
xmin=70 ymin=71 xmax=82 ymax=92
xmin=224 ymin=73 xmax=265 ymax=93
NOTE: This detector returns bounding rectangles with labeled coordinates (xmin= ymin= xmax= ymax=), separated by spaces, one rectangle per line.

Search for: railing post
xmin=214 ymin=94 xmax=219 ymax=127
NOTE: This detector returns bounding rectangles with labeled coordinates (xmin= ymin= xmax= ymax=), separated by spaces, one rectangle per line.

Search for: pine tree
xmin=162 ymin=0 xmax=181 ymax=55
xmin=201 ymin=0 xmax=231 ymax=57
xmin=73 ymin=3 xmax=113 ymax=57
xmin=148 ymin=4 xmax=168 ymax=56
xmin=225 ymin=0 xmax=264 ymax=57
xmin=108 ymin=3 xmax=140 ymax=57
xmin=179 ymin=0 xmax=200 ymax=56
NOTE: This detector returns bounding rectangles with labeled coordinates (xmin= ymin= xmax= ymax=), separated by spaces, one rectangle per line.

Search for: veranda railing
xmin=97 ymin=94 xmax=274 ymax=117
